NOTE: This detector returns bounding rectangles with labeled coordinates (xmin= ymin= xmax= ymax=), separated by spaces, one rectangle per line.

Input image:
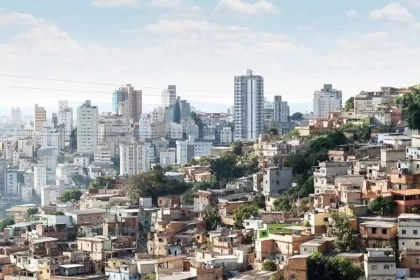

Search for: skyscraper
xmin=77 ymin=100 xmax=98 ymax=153
xmin=10 ymin=108 xmax=22 ymax=126
xmin=274 ymin=96 xmax=290 ymax=123
xmin=112 ymin=89 xmax=127 ymax=114
xmin=161 ymin=85 xmax=177 ymax=107
xmin=172 ymin=98 xmax=181 ymax=124
xmin=115 ymin=84 xmax=142 ymax=120
xmin=313 ymin=84 xmax=343 ymax=119
xmin=34 ymin=104 xmax=47 ymax=132
xmin=234 ymin=69 xmax=264 ymax=140
xmin=58 ymin=100 xmax=73 ymax=141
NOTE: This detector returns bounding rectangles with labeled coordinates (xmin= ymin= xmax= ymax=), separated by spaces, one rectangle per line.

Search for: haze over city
xmin=2 ymin=1 xmax=420 ymax=280
xmin=2 ymin=0 xmax=420 ymax=112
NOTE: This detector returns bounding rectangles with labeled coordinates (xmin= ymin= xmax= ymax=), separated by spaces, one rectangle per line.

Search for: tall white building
xmin=161 ymin=85 xmax=177 ymax=107
xmin=58 ymin=101 xmax=73 ymax=141
xmin=274 ymin=96 xmax=289 ymax=123
xmin=5 ymin=167 xmax=18 ymax=195
xmin=234 ymin=69 xmax=264 ymax=140
xmin=139 ymin=114 xmax=153 ymax=142
xmin=176 ymin=137 xmax=213 ymax=164
xmin=313 ymin=84 xmax=342 ymax=119
xmin=94 ymin=146 xmax=112 ymax=164
xmin=41 ymin=121 xmax=63 ymax=151
xmin=34 ymin=164 xmax=47 ymax=196
xmin=119 ymin=142 xmax=153 ymax=176
xmin=77 ymin=100 xmax=99 ymax=154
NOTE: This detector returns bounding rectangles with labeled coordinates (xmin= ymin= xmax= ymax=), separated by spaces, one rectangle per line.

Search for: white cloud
xmin=407 ymin=0 xmax=420 ymax=7
xmin=12 ymin=25 xmax=82 ymax=53
xmin=0 ymin=11 xmax=48 ymax=26
xmin=336 ymin=31 xmax=395 ymax=51
xmin=145 ymin=20 xmax=221 ymax=33
xmin=216 ymin=0 xmax=278 ymax=16
xmin=151 ymin=0 xmax=199 ymax=11
xmin=92 ymin=0 xmax=141 ymax=8
xmin=369 ymin=2 xmax=415 ymax=23
xmin=345 ymin=9 xmax=359 ymax=18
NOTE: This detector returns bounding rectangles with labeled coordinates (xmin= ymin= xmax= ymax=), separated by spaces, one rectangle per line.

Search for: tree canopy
xmin=327 ymin=212 xmax=355 ymax=252
xmin=370 ymin=196 xmax=397 ymax=216
xmin=266 ymin=128 xmax=279 ymax=135
xmin=0 ymin=218 xmax=15 ymax=231
xmin=124 ymin=166 xmax=189 ymax=204
xmin=307 ymin=253 xmax=364 ymax=280
xmin=231 ymin=141 xmax=244 ymax=156
xmin=285 ymin=131 xmax=348 ymax=176
xmin=344 ymin=97 xmax=354 ymax=111
xmin=26 ymin=207 xmax=38 ymax=217
xmin=262 ymin=260 xmax=277 ymax=271
xmin=290 ymin=112 xmax=303 ymax=121
xmin=70 ymin=173 xmax=90 ymax=187
xmin=61 ymin=189 xmax=83 ymax=202
xmin=233 ymin=204 xmax=259 ymax=229
xmin=89 ymin=176 xmax=115 ymax=189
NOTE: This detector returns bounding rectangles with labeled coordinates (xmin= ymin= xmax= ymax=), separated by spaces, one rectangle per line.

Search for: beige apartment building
xmin=34 ymin=104 xmax=47 ymax=132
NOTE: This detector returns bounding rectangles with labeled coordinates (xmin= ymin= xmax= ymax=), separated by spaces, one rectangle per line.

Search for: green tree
xmin=61 ymin=190 xmax=83 ymax=202
xmin=327 ymin=212 xmax=355 ymax=252
xmin=124 ymin=166 xmax=189 ymax=204
xmin=203 ymin=205 xmax=220 ymax=230
xmin=290 ymin=112 xmax=303 ymax=121
xmin=89 ymin=176 xmax=114 ymax=189
xmin=370 ymin=196 xmax=397 ymax=216
xmin=209 ymin=152 xmax=238 ymax=188
xmin=262 ymin=260 xmax=277 ymax=271
xmin=231 ymin=141 xmax=244 ymax=156
xmin=266 ymin=128 xmax=279 ymax=135
xmin=408 ymin=103 xmax=420 ymax=130
xmin=308 ymin=253 xmax=363 ymax=280
xmin=26 ymin=207 xmax=38 ymax=217
xmin=191 ymin=111 xmax=204 ymax=139
xmin=233 ymin=204 xmax=259 ymax=229
xmin=70 ymin=173 xmax=89 ymax=187
xmin=284 ymin=153 xmax=311 ymax=176
xmin=273 ymin=197 xmax=293 ymax=212
xmin=254 ymin=193 xmax=266 ymax=209
xmin=0 ymin=218 xmax=15 ymax=231
xmin=344 ymin=97 xmax=354 ymax=111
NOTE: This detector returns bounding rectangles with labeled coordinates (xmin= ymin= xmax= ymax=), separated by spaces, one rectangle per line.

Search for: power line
xmin=0 ymin=73 xmax=311 ymax=100
xmin=0 ymin=74 xmax=233 ymax=94
xmin=0 ymin=85 xmax=230 ymax=99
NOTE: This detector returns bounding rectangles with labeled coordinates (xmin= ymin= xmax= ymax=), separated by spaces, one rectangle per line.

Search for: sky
xmin=1 ymin=0 xmax=420 ymax=114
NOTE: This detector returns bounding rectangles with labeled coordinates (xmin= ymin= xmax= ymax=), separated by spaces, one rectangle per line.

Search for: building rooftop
xmin=229 ymin=270 xmax=276 ymax=280
xmin=392 ymin=189 xmax=420 ymax=196
xmin=398 ymin=213 xmax=420 ymax=220
xmin=360 ymin=221 xmax=396 ymax=228
xmin=158 ymin=273 xmax=196 ymax=280
xmin=65 ymin=209 xmax=106 ymax=215
xmin=32 ymin=237 xmax=58 ymax=244
xmin=60 ymin=264 xmax=84 ymax=268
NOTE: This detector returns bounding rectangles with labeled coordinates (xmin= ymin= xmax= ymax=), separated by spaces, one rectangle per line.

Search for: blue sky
xmin=1 ymin=0 xmax=420 ymax=113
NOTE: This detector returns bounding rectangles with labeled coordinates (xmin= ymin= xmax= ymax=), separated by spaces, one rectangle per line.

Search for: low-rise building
xmin=364 ymin=248 xmax=397 ymax=280
xmin=359 ymin=221 xmax=397 ymax=249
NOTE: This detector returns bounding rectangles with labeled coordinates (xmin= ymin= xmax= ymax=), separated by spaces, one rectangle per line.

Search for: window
xmin=323 ymin=217 xmax=329 ymax=222
xmin=372 ymin=227 xmax=377 ymax=234
xmin=371 ymin=265 xmax=377 ymax=270
xmin=382 ymin=229 xmax=387 ymax=234
xmin=290 ymin=274 xmax=296 ymax=279
xmin=415 ymin=230 xmax=418 ymax=235
xmin=384 ymin=265 xmax=390 ymax=269
xmin=416 ymin=259 xmax=420 ymax=264
xmin=416 ymin=242 xmax=420 ymax=246
xmin=402 ymin=229 xmax=406 ymax=234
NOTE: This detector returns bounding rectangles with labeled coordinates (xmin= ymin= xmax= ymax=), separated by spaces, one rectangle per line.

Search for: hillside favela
xmin=2 ymin=1 xmax=420 ymax=280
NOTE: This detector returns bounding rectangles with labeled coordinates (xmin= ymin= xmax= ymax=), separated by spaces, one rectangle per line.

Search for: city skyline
xmin=2 ymin=0 xmax=420 ymax=110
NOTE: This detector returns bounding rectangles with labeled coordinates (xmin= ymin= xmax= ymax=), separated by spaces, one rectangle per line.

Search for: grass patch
xmin=267 ymin=223 xmax=294 ymax=233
